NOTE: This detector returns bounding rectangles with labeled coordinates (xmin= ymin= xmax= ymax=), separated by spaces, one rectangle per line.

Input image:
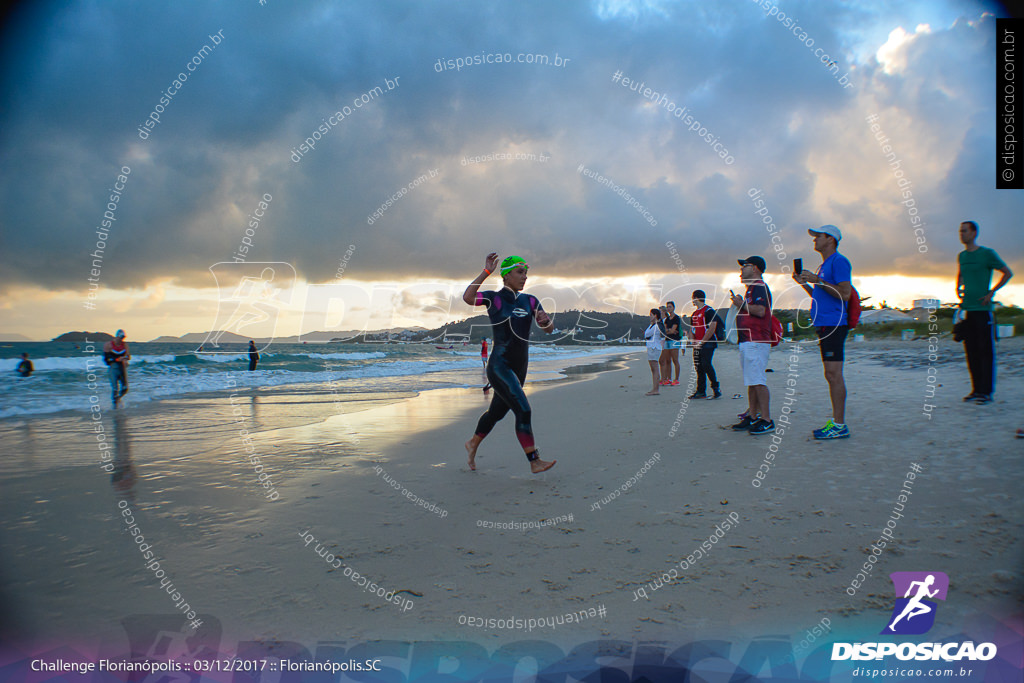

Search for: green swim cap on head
xmin=500 ymin=255 xmax=529 ymax=277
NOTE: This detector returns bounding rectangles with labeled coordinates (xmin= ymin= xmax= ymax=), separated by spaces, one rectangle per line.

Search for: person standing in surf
xmin=462 ymin=253 xmax=556 ymax=474
xmin=103 ymin=329 xmax=131 ymax=408
xmin=248 ymin=340 xmax=260 ymax=371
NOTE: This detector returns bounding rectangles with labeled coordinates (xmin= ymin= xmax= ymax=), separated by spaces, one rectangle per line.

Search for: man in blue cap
xmin=794 ymin=224 xmax=852 ymax=439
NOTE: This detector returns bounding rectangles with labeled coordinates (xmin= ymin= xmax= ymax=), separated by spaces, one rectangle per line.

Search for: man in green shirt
xmin=956 ymin=221 xmax=1013 ymax=404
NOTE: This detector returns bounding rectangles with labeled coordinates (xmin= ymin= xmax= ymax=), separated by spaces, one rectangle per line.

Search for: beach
xmin=1 ymin=337 xmax=1021 ymax=671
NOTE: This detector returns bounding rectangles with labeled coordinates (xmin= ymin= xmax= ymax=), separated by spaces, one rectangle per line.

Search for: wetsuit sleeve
xmin=529 ymin=296 xmax=544 ymax=316
xmin=474 ymin=290 xmax=496 ymax=307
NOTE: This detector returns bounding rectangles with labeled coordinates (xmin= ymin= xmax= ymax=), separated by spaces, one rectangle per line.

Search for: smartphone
xmin=794 ymin=258 xmax=803 ymax=274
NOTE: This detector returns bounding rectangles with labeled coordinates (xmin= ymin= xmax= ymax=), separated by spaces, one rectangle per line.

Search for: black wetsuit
xmin=473 ymin=288 xmax=544 ymax=457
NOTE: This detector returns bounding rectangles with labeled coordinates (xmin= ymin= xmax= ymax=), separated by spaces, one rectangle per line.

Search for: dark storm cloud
xmin=0 ymin=0 xmax=1018 ymax=295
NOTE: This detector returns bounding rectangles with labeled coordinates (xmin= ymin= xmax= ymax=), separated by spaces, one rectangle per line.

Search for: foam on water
xmin=0 ymin=342 xmax=626 ymax=418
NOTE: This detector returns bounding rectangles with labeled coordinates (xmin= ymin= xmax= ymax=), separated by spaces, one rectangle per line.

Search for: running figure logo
xmin=201 ymin=262 xmax=296 ymax=352
xmin=882 ymin=571 xmax=949 ymax=635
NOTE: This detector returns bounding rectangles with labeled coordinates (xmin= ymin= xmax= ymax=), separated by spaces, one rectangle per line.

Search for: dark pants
xmin=963 ymin=311 xmax=996 ymax=395
xmin=693 ymin=343 xmax=718 ymax=393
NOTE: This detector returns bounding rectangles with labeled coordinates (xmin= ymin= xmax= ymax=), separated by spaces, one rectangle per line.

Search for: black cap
xmin=737 ymin=255 xmax=766 ymax=273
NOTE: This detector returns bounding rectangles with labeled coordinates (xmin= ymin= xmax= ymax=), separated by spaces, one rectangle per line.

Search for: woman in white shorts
xmin=644 ymin=308 xmax=666 ymax=395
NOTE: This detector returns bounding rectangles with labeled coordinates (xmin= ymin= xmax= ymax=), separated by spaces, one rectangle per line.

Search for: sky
xmin=0 ymin=0 xmax=1021 ymax=341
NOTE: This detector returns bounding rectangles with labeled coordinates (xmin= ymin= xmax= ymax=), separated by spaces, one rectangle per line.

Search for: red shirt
xmin=737 ymin=281 xmax=773 ymax=343
xmin=691 ymin=305 xmax=713 ymax=340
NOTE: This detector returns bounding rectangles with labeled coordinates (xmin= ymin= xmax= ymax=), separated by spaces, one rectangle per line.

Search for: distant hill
xmin=149 ymin=330 xmax=253 ymax=344
xmin=0 ymin=332 xmax=32 ymax=342
xmin=53 ymin=331 xmax=115 ymax=342
xmin=410 ymin=308 xmax=812 ymax=344
xmin=413 ymin=310 xmax=679 ymax=344
xmin=147 ymin=329 xmax=422 ymax=344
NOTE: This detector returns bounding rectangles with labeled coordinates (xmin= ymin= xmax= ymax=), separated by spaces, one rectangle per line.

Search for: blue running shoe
xmin=813 ymin=420 xmax=850 ymax=439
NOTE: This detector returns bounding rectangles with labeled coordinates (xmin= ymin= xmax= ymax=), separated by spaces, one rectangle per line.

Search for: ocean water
xmin=0 ymin=341 xmax=627 ymax=419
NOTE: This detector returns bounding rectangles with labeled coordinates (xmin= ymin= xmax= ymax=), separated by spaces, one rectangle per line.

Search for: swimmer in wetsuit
xmin=462 ymin=253 xmax=556 ymax=474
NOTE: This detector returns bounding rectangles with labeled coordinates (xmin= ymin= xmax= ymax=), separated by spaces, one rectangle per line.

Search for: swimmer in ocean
xmin=462 ymin=253 xmax=556 ymax=474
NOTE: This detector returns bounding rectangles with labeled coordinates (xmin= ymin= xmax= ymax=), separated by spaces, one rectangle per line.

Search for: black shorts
xmin=816 ymin=325 xmax=849 ymax=362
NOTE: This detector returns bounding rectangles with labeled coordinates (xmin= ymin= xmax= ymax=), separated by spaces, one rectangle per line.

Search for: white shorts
xmin=647 ymin=346 xmax=662 ymax=361
xmin=739 ymin=341 xmax=770 ymax=386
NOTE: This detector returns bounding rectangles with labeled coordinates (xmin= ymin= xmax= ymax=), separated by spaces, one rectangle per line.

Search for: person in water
xmin=16 ymin=353 xmax=33 ymax=377
xmin=248 ymin=340 xmax=260 ymax=371
xmin=103 ymin=329 xmax=131 ymax=407
xmin=462 ymin=253 xmax=556 ymax=474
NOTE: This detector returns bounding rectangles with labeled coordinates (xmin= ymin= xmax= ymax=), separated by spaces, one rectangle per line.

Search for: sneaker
xmin=732 ymin=415 xmax=755 ymax=431
xmin=659 ymin=380 xmax=669 ymax=385
xmin=670 ymin=380 xmax=680 ymax=386
xmin=708 ymin=388 xmax=722 ymax=400
xmin=688 ymin=391 xmax=707 ymax=400
xmin=963 ymin=393 xmax=980 ymax=402
xmin=973 ymin=394 xmax=992 ymax=405
xmin=748 ymin=418 xmax=776 ymax=435
xmin=737 ymin=409 xmax=749 ymax=419
xmin=813 ymin=420 xmax=851 ymax=439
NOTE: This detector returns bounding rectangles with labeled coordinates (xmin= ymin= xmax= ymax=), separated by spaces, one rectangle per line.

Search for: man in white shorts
xmin=730 ymin=256 xmax=774 ymax=435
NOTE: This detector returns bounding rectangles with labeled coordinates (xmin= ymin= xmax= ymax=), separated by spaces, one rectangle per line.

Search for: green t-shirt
xmin=958 ymin=246 xmax=1007 ymax=311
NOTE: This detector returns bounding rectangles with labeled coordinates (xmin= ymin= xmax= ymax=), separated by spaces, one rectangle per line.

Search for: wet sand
xmin=0 ymin=339 xmax=1021 ymax=654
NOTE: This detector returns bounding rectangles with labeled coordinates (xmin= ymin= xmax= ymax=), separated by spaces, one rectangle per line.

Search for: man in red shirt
xmin=688 ymin=289 xmax=721 ymax=399
xmin=730 ymin=257 xmax=774 ymax=435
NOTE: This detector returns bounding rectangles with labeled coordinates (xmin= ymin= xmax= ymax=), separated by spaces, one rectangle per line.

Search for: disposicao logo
xmin=832 ymin=572 xmax=997 ymax=662
xmin=882 ymin=571 xmax=948 ymax=635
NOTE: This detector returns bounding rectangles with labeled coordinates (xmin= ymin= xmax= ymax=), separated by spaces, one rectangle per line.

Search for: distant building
xmin=912 ymin=298 xmax=941 ymax=310
xmin=859 ymin=309 xmax=914 ymax=324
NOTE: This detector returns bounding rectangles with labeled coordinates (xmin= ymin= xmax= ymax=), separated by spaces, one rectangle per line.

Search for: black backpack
xmin=710 ymin=308 xmax=727 ymax=342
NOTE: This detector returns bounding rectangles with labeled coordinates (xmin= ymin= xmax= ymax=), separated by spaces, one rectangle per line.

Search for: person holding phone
xmin=793 ymin=225 xmax=852 ymax=439
xmin=462 ymin=253 xmax=557 ymax=474
xmin=731 ymin=256 xmax=774 ymax=435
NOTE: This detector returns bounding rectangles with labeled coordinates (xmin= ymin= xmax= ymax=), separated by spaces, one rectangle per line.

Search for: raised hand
xmin=485 ymin=252 xmax=499 ymax=273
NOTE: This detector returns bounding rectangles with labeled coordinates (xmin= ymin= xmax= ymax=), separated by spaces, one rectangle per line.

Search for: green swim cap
xmin=500 ymin=255 xmax=529 ymax=277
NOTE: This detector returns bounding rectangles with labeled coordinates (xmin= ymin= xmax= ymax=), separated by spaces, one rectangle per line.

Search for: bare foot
xmin=645 ymin=390 xmax=659 ymax=396
xmin=530 ymin=458 xmax=556 ymax=473
xmin=465 ymin=437 xmax=481 ymax=470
